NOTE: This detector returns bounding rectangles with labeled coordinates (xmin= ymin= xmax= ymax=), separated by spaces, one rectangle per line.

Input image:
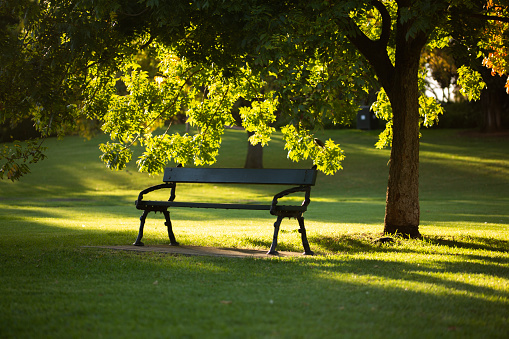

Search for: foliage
xmin=371 ymin=79 xmax=444 ymax=149
xmin=281 ymin=124 xmax=345 ymax=174
xmin=457 ymin=65 xmax=487 ymax=101
xmin=479 ymin=0 xmax=509 ymax=92
xmin=1 ymin=0 xmax=508 ymax=179
xmin=0 ymin=140 xmax=46 ymax=181
xmin=423 ymin=47 xmax=458 ymax=102
xmin=371 ymin=89 xmax=393 ymax=149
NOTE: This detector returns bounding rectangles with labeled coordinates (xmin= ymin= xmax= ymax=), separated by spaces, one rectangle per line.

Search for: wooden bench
xmin=134 ymin=166 xmax=318 ymax=255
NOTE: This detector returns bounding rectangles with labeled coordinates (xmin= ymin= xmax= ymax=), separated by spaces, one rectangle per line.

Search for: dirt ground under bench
xmin=84 ymin=244 xmax=307 ymax=258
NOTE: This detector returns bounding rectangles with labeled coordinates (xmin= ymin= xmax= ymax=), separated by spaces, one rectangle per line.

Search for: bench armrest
xmin=135 ymin=183 xmax=176 ymax=208
xmin=270 ymin=185 xmax=311 ymax=215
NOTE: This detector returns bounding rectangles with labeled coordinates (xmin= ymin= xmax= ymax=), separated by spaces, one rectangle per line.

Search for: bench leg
xmin=267 ymin=216 xmax=284 ymax=255
xmin=162 ymin=211 xmax=179 ymax=246
xmin=297 ymin=216 xmax=314 ymax=255
xmin=133 ymin=210 xmax=149 ymax=246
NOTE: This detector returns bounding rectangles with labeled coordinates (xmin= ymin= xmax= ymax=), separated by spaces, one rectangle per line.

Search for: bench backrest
xmin=163 ymin=167 xmax=317 ymax=186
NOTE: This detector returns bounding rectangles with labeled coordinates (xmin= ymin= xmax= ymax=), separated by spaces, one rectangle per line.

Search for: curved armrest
xmin=135 ymin=183 xmax=176 ymax=207
xmin=270 ymin=185 xmax=311 ymax=215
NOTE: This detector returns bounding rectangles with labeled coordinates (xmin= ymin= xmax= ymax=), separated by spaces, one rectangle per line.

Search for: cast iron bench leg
xmin=133 ymin=210 xmax=149 ymax=246
xmin=297 ymin=216 xmax=314 ymax=255
xmin=267 ymin=215 xmax=284 ymax=255
xmin=163 ymin=210 xmax=179 ymax=246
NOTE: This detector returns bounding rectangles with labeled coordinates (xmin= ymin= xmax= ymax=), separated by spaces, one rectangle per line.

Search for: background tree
xmin=424 ymin=48 xmax=458 ymax=103
xmin=1 ymin=0 xmax=508 ymax=238
xmin=479 ymin=64 xmax=509 ymax=132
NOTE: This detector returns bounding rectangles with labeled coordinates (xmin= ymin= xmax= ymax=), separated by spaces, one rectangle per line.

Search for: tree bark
xmin=384 ymin=63 xmax=422 ymax=238
xmin=244 ymin=131 xmax=263 ymax=169
xmin=481 ymin=90 xmax=503 ymax=132
xmin=479 ymin=69 xmax=507 ymax=133
xmin=381 ymin=10 xmax=426 ymax=238
xmin=231 ymin=98 xmax=264 ymax=169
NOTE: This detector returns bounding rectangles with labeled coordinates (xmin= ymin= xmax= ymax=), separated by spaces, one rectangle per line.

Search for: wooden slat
xmin=163 ymin=167 xmax=317 ymax=186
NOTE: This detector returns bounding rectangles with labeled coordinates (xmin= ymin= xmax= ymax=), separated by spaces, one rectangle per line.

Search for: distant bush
xmin=0 ymin=119 xmax=40 ymax=143
xmin=437 ymin=102 xmax=482 ymax=128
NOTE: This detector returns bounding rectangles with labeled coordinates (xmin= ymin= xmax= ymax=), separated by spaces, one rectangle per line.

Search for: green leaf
xmin=457 ymin=66 xmax=486 ymax=101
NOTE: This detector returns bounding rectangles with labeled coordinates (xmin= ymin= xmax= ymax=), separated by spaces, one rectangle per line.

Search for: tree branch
xmin=371 ymin=0 xmax=392 ymax=47
xmin=118 ymin=8 xmax=149 ymax=17
xmin=470 ymin=13 xmax=509 ymax=24
xmin=146 ymin=66 xmax=204 ymax=130
xmin=140 ymin=34 xmax=154 ymax=50
xmin=344 ymin=1 xmax=395 ymax=88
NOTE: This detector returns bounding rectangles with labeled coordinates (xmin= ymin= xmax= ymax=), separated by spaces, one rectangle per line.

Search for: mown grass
xmin=0 ymin=127 xmax=508 ymax=338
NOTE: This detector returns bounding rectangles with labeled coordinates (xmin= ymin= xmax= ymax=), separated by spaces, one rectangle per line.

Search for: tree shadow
xmin=425 ymin=235 xmax=509 ymax=254
xmin=309 ymin=233 xmax=377 ymax=253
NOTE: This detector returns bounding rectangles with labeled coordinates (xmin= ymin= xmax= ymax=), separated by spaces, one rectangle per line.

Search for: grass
xmin=0 ymin=127 xmax=508 ymax=338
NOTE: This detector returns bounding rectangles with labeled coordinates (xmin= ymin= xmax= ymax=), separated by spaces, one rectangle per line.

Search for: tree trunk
xmin=479 ymin=70 xmax=507 ymax=133
xmin=481 ymin=90 xmax=503 ymax=132
xmin=244 ymin=131 xmax=263 ymax=169
xmin=381 ymin=17 xmax=426 ymax=239
xmin=384 ymin=65 xmax=421 ymax=238
xmin=345 ymin=2 xmax=429 ymax=238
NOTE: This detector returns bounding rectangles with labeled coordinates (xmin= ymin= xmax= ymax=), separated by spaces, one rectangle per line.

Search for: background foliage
xmin=2 ymin=0 xmax=508 ymax=180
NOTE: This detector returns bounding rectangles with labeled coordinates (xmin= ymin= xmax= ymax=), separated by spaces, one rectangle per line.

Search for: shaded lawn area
xmin=0 ymin=128 xmax=508 ymax=338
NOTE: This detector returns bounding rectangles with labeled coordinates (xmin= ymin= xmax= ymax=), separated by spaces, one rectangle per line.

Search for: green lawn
xmin=0 ymin=127 xmax=508 ymax=338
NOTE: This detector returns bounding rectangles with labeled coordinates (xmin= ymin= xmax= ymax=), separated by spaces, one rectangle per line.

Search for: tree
xmin=1 ymin=0 xmax=508 ymax=238
xmin=230 ymin=97 xmax=264 ymax=169
xmin=424 ymin=47 xmax=458 ymax=103
xmin=477 ymin=1 xmax=509 ymax=132
xmin=479 ymin=64 xmax=509 ymax=132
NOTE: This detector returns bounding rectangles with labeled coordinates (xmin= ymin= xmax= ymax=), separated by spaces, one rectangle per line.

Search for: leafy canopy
xmin=1 ymin=0 xmax=508 ymax=180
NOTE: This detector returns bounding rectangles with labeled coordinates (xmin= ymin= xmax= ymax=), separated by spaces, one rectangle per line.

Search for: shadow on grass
xmin=242 ymin=232 xmax=509 ymax=261
xmin=310 ymin=233 xmax=378 ymax=253
xmin=310 ymin=233 xmax=509 ymax=257
xmin=425 ymin=235 xmax=509 ymax=254
xmin=306 ymin=256 xmax=509 ymax=304
xmin=242 ymin=232 xmax=388 ymax=254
